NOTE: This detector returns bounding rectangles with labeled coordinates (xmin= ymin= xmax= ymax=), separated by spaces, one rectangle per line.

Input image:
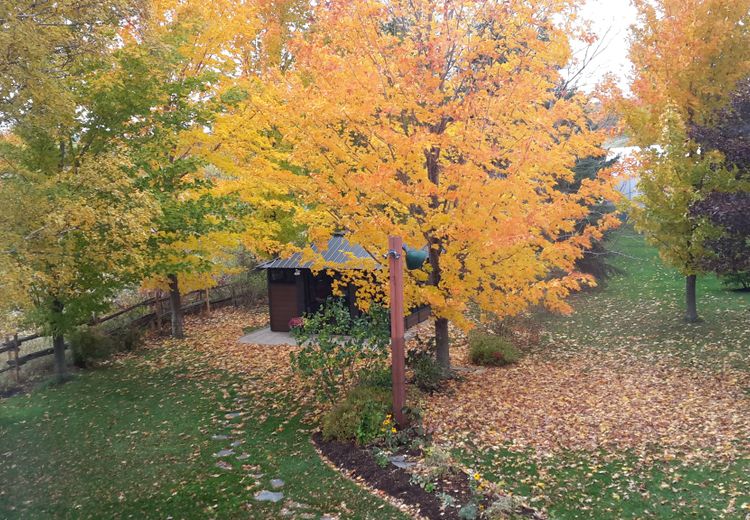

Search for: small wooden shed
xmin=259 ymin=235 xmax=430 ymax=332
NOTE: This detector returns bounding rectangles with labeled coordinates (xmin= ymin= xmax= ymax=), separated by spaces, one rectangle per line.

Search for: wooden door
xmin=269 ymin=282 xmax=300 ymax=332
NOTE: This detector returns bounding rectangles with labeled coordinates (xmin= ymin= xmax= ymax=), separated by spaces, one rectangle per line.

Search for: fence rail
xmin=1 ymin=281 xmax=262 ymax=382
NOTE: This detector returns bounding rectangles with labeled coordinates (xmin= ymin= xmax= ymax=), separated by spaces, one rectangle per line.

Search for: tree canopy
xmin=266 ymin=0 xmax=620 ymax=367
xmin=621 ymin=0 xmax=750 ymax=321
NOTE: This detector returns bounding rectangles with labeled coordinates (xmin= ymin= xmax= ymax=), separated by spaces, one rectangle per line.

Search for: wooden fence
xmin=0 ymin=281 xmax=262 ymax=382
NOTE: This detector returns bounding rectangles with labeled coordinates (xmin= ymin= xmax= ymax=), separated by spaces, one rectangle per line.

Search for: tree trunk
xmin=685 ymin=274 xmax=698 ymax=322
xmin=435 ymin=317 xmax=450 ymax=370
xmin=429 ymin=236 xmax=450 ymax=371
xmin=49 ymin=299 xmax=68 ymax=382
xmin=168 ymin=274 xmax=184 ymax=338
xmin=424 ymin=138 xmax=451 ymax=371
xmin=52 ymin=332 xmax=67 ymax=383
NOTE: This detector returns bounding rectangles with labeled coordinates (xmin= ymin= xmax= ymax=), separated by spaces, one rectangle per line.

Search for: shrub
xmin=484 ymin=495 xmax=526 ymax=519
xmin=468 ymin=332 xmax=521 ymax=367
xmin=110 ymin=326 xmax=142 ymax=352
xmin=291 ymin=299 xmax=390 ymax=403
xmin=419 ymin=445 xmax=458 ymax=479
xmin=408 ymin=350 xmax=444 ymax=392
xmin=69 ymin=326 xmax=142 ymax=368
xmin=721 ymin=271 xmax=750 ymax=290
xmin=406 ymin=335 xmax=445 ymax=392
xmin=69 ymin=328 xmax=115 ymax=368
xmin=358 ymin=365 xmax=392 ymax=389
xmin=321 ymin=385 xmax=391 ymax=445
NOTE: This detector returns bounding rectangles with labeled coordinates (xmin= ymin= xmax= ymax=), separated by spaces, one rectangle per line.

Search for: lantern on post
xmin=403 ymin=244 xmax=428 ymax=271
xmin=387 ymin=237 xmax=427 ymax=426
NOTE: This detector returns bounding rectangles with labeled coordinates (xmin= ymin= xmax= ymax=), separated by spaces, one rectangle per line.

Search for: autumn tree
xmin=0 ymin=0 xmax=153 ymax=381
xmin=0 ymin=0 xmax=140 ymax=127
xmin=622 ymin=0 xmax=750 ymax=321
xmin=690 ymin=79 xmax=750 ymax=288
xmin=131 ymin=0 xmax=310 ymax=338
xmin=269 ymin=0 xmax=619 ymax=369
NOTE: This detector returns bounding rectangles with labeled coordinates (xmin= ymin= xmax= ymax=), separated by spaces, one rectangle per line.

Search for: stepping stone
xmin=388 ymin=455 xmax=415 ymax=469
xmin=214 ymin=449 xmax=234 ymax=458
xmin=270 ymin=478 xmax=284 ymax=489
xmin=236 ymin=453 xmax=251 ymax=460
xmin=215 ymin=461 xmax=233 ymax=470
xmin=254 ymin=490 xmax=284 ymax=503
xmin=230 ymin=440 xmax=244 ymax=447
xmin=284 ymin=500 xmax=309 ymax=510
xmin=225 ymin=412 xmax=243 ymax=419
xmin=211 ymin=434 xmax=230 ymax=441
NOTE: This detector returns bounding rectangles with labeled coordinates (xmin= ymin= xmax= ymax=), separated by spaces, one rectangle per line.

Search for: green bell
xmin=403 ymin=244 xmax=428 ymax=270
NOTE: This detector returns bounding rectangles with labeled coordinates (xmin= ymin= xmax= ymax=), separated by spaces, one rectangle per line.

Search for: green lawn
xmin=1 ymin=229 xmax=748 ymax=520
xmin=544 ymin=228 xmax=750 ymax=372
xmin=462 ymin=228 xmax=750 ymax=519
xmin=0 ymin=351 xmax=406 ymax=519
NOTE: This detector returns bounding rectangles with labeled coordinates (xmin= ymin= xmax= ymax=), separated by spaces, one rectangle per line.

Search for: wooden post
xmin=388 ymin=236 xmax=406 ymax=426
xmin=5 ymin=335 xmax=11 ymax=380
xmin=12 ymin=333 xmax=19 ymax=383
xmin=155 ymin=291 xmax=163 ymax=331
xmin=205 ymin=288 xmax=211 ymax=314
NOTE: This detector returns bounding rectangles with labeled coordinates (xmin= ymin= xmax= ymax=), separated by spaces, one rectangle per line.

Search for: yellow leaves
xmin=623 ymin=0 xmax=750 ymax=142
xmin=0 ymin=149 xmax=155 ymax=321
xmin=270 ymin=0 xmax=619 ymax=320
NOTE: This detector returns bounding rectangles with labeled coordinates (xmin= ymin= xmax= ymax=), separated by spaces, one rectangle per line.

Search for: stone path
xmin=207 ymin=396 xmax=339 ymax=519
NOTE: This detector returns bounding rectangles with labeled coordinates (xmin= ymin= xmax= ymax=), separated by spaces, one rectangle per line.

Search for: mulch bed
xmin=314 ymin=433 xmax=543 ymax=520
xmin=314 ymin=432 xmax=465 ymax=519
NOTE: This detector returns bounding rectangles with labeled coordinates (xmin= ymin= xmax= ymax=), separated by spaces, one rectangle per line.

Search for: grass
xmin=542 ymin=228 xmax=750 ymax=372
xmin=461 ymin=443 xmax=749 ymax=519
xmin=0 ymin=350 xmax=407 ymax=519
xmin=2 ymin=229 xmax=748 ymax=519
xmin=462 ymin=228 xmax=750 ymax=519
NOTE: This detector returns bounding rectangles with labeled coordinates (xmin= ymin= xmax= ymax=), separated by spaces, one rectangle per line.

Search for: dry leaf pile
xmin=142 ymin=306 xmax=749 ymax=465
xmin=423 ymin=338 xmax=750 ymax=462
xmin=141 ymin=306 xmax=312 ymax=416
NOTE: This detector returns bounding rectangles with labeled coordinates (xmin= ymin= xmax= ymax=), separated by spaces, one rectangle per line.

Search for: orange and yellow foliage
xmin=263 ymin=0 xmax=620 ymax=359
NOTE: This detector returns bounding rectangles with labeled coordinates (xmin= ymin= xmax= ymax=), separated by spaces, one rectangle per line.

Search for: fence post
xmin=12 ymin=333 xmax=19 ymax=383
xmin=230 ymin=284 xmax=237 ymax=308
xmin=4 ymin=335 xmax=10 ymax=378
xmin=155 ymin=290 xmax=163 ymax=331
xmin=205 ymin=288 xmax=211 ymax=314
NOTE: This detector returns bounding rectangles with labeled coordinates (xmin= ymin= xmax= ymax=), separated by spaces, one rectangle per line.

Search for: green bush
xmin=69 ymin=326 xmax=142 ymax=368
xmin=721 ymin=271 xmax=750 ymax=290
xmin=110 ymin=326 xmax=142 ymax=352
xmin=291 ymin=299 xmax=390 ymax=403
xmin=358 ymin=365 xmax=392 ymax=389
xmin=321 ymin=385 xmax=391 ymax=445
xmin=406 ymin=335 xmax=445 ymax=392
xmin=407 ymin=349 xmax=444 ymax=392
xmin=420 ymin=445 xmax=458 ymax=479
xmin=69 ymin=328 xmax=115 ymax=368
xmin=468 ymin=332 xmax=521 ymax=367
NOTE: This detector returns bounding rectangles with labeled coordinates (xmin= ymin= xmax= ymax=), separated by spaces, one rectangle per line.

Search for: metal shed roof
xmin=259 ymin=235 xmax=377 ymax=270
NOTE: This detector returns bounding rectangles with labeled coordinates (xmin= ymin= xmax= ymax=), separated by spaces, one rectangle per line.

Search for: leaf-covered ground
xmin=2 ymin=229 xmax=749 ymax=519
xmin=0 ymin=308 xmax=407 ymax=520
xmin=423 ymin=229 xmax=750 ymax=519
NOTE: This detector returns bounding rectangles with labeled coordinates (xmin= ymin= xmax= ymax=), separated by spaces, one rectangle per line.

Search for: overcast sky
xmin=571 ymin=0 xmax=639 ymax=92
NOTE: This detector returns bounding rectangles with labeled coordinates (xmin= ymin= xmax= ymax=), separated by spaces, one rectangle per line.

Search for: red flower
xmin=288 ymin=317 xmax=304 ymax=329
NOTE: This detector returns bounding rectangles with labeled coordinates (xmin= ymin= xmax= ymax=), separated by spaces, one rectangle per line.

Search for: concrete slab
xmin=238 ymin=320 xmax=428 ymax=346
xmin=238 ymin=327 xmax=297 ymax=346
